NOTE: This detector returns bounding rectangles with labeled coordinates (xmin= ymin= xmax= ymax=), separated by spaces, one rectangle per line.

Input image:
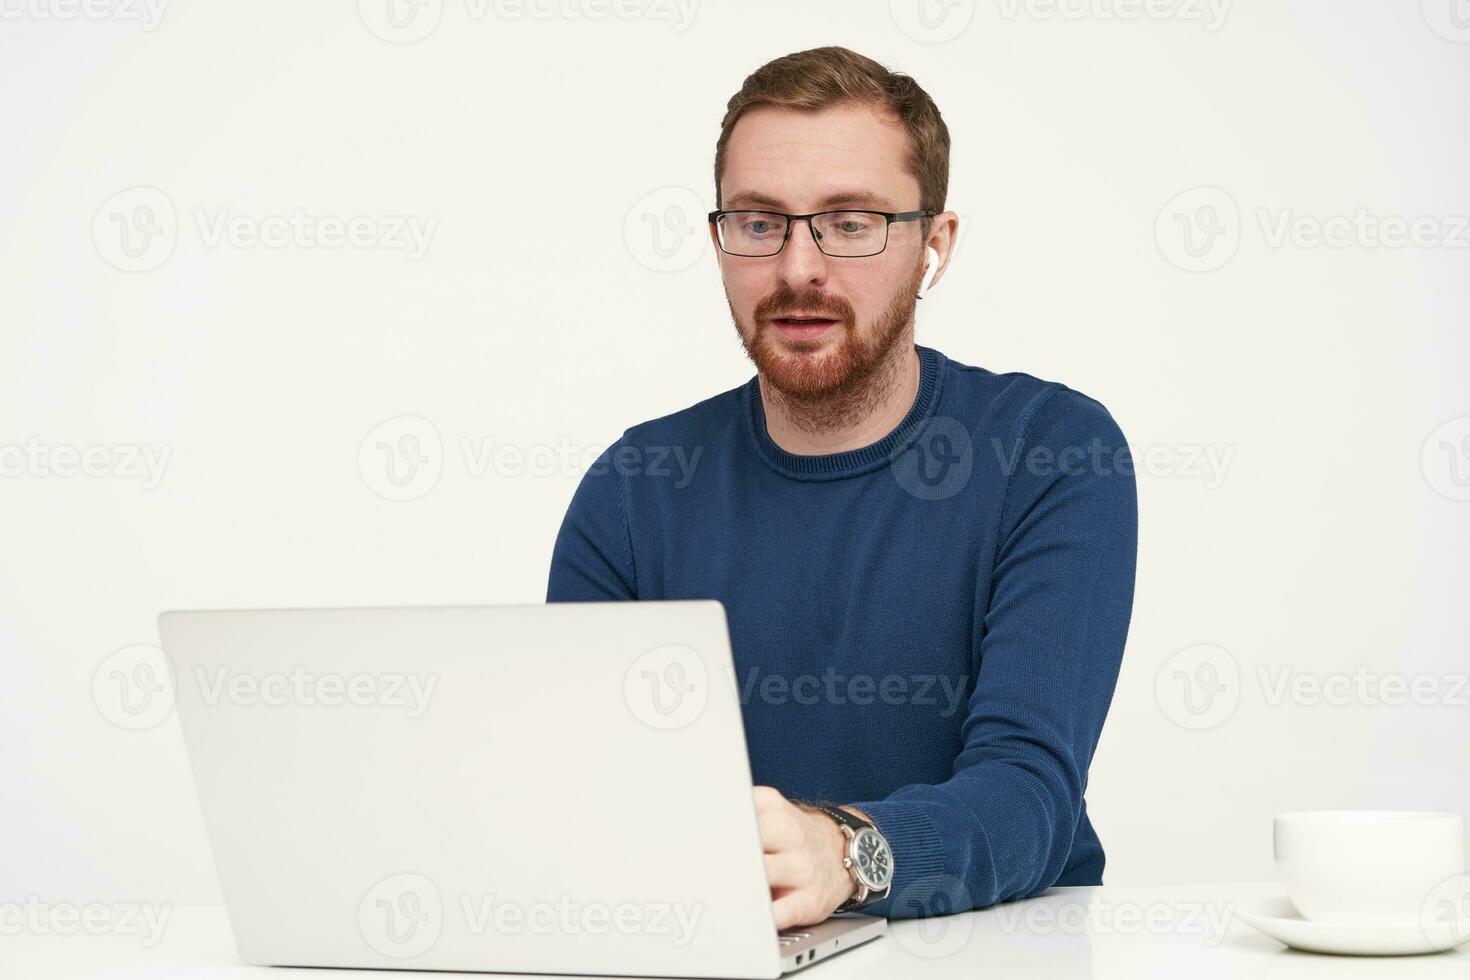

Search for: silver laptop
xmin=158 ymin=600 xmax=886 ymax=978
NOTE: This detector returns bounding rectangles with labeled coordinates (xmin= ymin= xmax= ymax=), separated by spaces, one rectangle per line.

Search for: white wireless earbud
xmin=917 ymin=246 xmax=940 ymax=300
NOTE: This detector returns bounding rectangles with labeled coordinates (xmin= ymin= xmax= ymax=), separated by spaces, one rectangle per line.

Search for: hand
xmin=752 ymin=786 xmax=858 ymax=930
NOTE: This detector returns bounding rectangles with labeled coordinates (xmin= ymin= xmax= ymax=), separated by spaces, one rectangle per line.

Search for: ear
xmin=918 ymin=211 xmax=961 ymax=296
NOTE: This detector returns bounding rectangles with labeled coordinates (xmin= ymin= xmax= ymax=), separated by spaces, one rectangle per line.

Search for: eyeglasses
xmin=707 ymin=208 xmax=937 ymax=258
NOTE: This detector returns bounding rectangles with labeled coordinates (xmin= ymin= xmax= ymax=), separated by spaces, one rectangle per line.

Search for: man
xmin=547 ymin=46 xmax=1137 ymax=930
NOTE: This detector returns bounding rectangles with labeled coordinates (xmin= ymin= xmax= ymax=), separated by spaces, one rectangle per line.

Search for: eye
xmin=735 ymin=214 xmax=783 ymax=237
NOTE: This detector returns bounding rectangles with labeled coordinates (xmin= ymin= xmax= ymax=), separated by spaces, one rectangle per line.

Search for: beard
xmin=730 ymin=257 xmax=925 ymax=430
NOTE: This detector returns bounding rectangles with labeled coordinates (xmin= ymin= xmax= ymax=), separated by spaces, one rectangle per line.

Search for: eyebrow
xmin=722 ymin=190 xmax=896 ymax=211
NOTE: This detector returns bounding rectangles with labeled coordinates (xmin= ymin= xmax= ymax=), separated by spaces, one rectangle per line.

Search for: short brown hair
xmin=713 ymin=46 xmax=950 ymax=219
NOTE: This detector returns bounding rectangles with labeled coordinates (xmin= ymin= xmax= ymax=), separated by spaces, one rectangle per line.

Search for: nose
xmin=775 ymin=217 xmax=829 ymax=291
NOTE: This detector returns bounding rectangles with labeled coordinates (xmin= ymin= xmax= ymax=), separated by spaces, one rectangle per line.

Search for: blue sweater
xmin=546 ymin=345 xmax=1137 ymax=918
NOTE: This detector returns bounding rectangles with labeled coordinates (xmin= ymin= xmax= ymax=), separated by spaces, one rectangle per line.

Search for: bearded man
xmin=547 ymin=45 xmax=1138 ymax=931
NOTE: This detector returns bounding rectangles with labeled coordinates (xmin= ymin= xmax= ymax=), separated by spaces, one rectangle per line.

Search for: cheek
xmin=838 ymin=259 xmax=909 ymax=315
xmin=722 ymin=262 xmax=769 ymax=307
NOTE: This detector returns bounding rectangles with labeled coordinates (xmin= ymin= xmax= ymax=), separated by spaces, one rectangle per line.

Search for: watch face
xmin=851 ymin=827 xmax=893 ymax=890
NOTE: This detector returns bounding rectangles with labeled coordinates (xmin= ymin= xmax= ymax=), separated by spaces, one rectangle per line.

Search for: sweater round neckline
xmin=744 ymin=345 xmax=945 ymax=482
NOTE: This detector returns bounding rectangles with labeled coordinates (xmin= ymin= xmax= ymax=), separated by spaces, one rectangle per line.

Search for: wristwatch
xmin=812 ymin=805 xmax=894 ymax=912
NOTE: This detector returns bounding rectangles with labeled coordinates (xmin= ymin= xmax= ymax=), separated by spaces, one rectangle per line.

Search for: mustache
xmin=752 ymin=287 xmax=854 ymax=324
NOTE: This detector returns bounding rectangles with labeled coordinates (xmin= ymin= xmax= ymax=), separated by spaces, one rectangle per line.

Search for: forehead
xmin=720 ymin=101 xmax=920 ymax=210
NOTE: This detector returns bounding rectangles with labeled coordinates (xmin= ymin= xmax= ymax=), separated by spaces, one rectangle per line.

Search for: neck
xmin=758 ymin=342 xmax=921 ymax=456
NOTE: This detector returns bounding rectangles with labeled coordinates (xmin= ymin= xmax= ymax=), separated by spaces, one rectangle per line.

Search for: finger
xmin=772 ymin=890 xmax=824 ymax=932
xmin=763 ymin=852 xmax=806 ymax=889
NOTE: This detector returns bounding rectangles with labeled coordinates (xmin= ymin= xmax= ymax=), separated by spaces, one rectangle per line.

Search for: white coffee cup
xmin=1274 ymin=810 xmax=1465 ymax=923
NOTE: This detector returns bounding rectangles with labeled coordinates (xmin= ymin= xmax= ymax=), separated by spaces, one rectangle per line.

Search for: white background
xmin=2 ymin=0 xmax=1467 ymax=907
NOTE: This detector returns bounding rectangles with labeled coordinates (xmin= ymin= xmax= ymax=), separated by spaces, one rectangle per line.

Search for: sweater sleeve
xmin=848 ymin=386 xmax=1138 ymax=918
xmin=546 ymin=439 xmax=638 ymax=602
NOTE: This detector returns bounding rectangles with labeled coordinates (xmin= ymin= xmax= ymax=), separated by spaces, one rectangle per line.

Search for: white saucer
xmin=1234 ymin=897 xmax=1470 ymax=956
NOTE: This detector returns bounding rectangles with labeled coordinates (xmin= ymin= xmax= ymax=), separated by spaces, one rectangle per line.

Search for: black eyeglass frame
xmin=706 ymin=208 xmax=938 ymax=257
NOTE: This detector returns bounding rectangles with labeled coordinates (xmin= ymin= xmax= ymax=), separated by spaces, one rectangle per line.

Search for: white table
xmin=3 ymin=883 xmax=1465 ymax=979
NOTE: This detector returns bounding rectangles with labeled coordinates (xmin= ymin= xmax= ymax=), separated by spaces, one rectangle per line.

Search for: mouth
xmin=768 ymin=314 xmax=842 ymax=341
